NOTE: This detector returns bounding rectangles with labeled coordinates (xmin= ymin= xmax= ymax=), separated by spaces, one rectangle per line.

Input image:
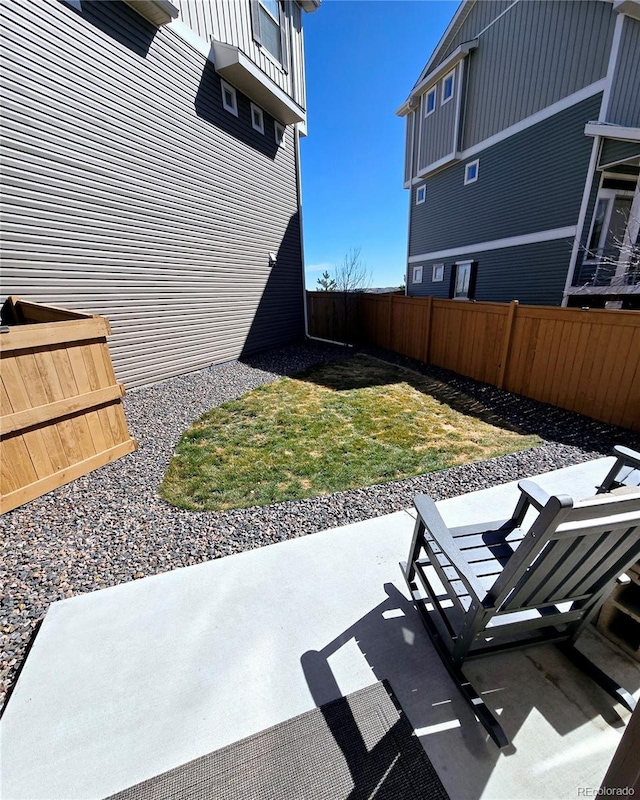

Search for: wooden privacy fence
xmin=0 ymin=297 xmax=137 ymax=513
xmin=306 ymin=292 xmax=640 ymax=432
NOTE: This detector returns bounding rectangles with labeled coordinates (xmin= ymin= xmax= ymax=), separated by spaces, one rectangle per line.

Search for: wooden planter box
xmin=0 ymin=297 xmax=137 ymax=513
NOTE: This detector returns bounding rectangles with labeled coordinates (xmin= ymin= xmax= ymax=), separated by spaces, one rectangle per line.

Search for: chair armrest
xmin=613 ymin=445 xmax=640 ymax=467
xmin=517 ymin=479 xmax=552 ymax=511
xmin=598 ymin=445 xmax=640 ymax=493
xmin=413 ymin=494 xmax=488 ymax=606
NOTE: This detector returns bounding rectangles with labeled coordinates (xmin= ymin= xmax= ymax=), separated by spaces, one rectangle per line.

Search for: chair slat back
xmin=491 ymin=492 xmax=640 ymax=614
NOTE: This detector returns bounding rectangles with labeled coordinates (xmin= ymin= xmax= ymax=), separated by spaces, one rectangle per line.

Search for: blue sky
xmin=300 ymin=0 xmax=459 ymax=290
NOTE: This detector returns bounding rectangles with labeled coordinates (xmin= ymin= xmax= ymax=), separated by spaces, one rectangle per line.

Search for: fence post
xmin=497 ymin=300 xmax=518 ymax=389
xmin=423 ymin=295 xmax=433 ymax=364
xmin=386 ymin=293 xmax=393 ymax=349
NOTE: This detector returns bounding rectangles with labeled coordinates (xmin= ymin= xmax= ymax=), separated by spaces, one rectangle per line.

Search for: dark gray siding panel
xmin=1 ymin=0 xmax=304 ymax=388
xmin=462 ymin=1 xmax=613 ymax=148
xmin=409 ymin=94 xmax=600 ymax=257
xmin=409 ymin=238 xmax=572 ymax=306
xmin=418 ymin=63 xmax=459 ymax=170
xmin=608 ymin=15 xmax=640 ymax=128
xmin=600 ymin=138 xmax=640 ymax=167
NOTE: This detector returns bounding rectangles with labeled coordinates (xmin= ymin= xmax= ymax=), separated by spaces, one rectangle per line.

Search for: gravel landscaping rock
xmin=2 ymin=340 xmax=638 ymax=708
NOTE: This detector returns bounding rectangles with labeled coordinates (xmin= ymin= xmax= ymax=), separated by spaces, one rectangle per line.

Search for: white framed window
xmin=274 ymin=121 xmax=286 ymax=147
xmin=221 ymin=80 xmax=238 ymax=116
xmin=254 ymin=0 xmax=283 ymax=63
xmin=416 ymin=185 xmax=426 ymax=205
xmin=432 ymin=263 xmax=444 ymax=282
xmin=425 ymin=87 xmax=436 ymax=117
xmin=251 ymin=103 xmax=265 ymax=134
xmin=453 ymin=261 xmax=474 ymax=299
xmin=464 ymin=159 xmax=479 ymax=185
xmin=441 ymin=69 xmax=455 ymax=105
xmin=413 ymin=266 xmax=423 ymax=284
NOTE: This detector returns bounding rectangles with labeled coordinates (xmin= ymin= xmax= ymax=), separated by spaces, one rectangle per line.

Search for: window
xmin=416 ymin=185 xmax=426 ymax=205
xmin=452 ymin=261 xmax=476 ymax=299
xmin=441 ymin=70 xmax=455 ymax=105
xmin=413 ymin=266 xmax=423 ymax=284
xmin=432 ymin=263 xmax=444 ymax=282
xmin=464 ymin=159 xmax=479 ymax=185
xmin=274 ymin=121 xmax=286 ymax=147
xmin=584 ymin=179 xmax=636 ymax=267
xmin=251 ymin=103 xmax=264 ymax=134
xmin=425 ymin=88 xmax=436 ymax=117
xmin=221 ymin=80 xmax=238 ymax=116
xmin=253 ymin=0 xmax=285 ymax=65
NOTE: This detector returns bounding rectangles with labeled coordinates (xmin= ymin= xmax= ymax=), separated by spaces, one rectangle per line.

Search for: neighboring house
xmin=397 ymin=0 xmax=640 ymax=309
xmin=0 ymin=0 xmax=319 ymax=387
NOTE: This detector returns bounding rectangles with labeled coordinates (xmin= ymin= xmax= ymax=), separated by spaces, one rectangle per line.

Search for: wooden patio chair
xmin=402 ymin=451 xmax=640 ymax=748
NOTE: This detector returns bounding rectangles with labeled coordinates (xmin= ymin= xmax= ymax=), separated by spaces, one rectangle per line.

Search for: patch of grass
xmin=161 ymin=355 xmax=541 ymax=511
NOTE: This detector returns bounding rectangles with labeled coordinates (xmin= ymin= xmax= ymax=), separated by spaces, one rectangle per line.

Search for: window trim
xmin=441 ymin=69 xmax=455 ymax=106
xmin=416 ymin=185 xmax=426 ymax=205
xmin=432 ymin=263 xmax=444 ymax=282
xmin=251 ymin=102 xmax=265 ymax=134
xmin=413 ymin=266 xmax=423 ymax=284
xmin=425 ymin=87 xmax=436 ymax=117
xmin=221 ymin=80 xmax=238 ymax=117
xmin=274 ymin=121 xmax=286 ymax=147
xmin=451 ymin=260 xmax=476 ymax=300
xmin=464 ymin=159 xmax=479 ymax=185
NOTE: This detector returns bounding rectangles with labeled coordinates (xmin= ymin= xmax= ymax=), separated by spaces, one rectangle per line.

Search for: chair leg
xmin=401 ymin=563 xmax=509 ymax=748
xmin=557 ymin=642 xmax=637 ymax=713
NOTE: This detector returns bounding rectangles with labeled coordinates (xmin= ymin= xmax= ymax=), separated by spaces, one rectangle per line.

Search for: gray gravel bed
xmin=2 ymin=341 xmax=638 ymax=709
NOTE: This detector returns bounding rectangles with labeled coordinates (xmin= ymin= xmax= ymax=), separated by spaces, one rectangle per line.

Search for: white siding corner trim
xmin=408 ymin=225 xmax=577 ymax=264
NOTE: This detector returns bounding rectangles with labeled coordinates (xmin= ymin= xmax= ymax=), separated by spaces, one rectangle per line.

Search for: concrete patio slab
xmin=2 ymin=456 xmax=639 ymax=800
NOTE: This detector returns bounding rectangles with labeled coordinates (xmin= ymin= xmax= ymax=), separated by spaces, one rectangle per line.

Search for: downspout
xmin=295 ymin=125 xmax=350 ymax=347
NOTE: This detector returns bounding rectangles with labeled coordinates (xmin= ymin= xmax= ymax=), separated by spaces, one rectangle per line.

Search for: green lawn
xmin=161 ymin=354 xmax=541 ymax=511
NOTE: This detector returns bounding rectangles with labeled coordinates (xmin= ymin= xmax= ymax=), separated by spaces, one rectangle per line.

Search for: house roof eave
xmin=395 ymin=40 xmax=477 ymax=117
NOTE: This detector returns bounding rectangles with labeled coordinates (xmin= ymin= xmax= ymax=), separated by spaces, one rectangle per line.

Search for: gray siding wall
xmin=409 ymin=238 xmax=572 ymax=306
xmin=173 ymin=0 xmax=306 ymax=109
xmin=409 ymin=94 xmax=600 ymax=257
xmin=412 ymin=110 xmax=421 ymax=181
xmin=608 ymin=15 xmax=640 ymax=128
xmin=433 ymin=1 xmax=511 ymax=69
xmin=462 ymin=1 xmax=613 ymax=149
xmin=404 ymin=111 xmax=415 ymax=184
xmin=1 ymin=0 xmax=305 ymax=388
xmin=418 ymin=63 xmax=459 ymax=171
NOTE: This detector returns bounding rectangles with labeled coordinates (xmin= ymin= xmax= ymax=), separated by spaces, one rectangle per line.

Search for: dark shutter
xmin=250 ymin=0 xmax=262 ymax=45
xmin=468 ymin=261 xmax=478 ymax=299
xmin=448 ymin=264 xmax=456 ymax=298
xmin=279 ymin=1 xmax=289 ymax=73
